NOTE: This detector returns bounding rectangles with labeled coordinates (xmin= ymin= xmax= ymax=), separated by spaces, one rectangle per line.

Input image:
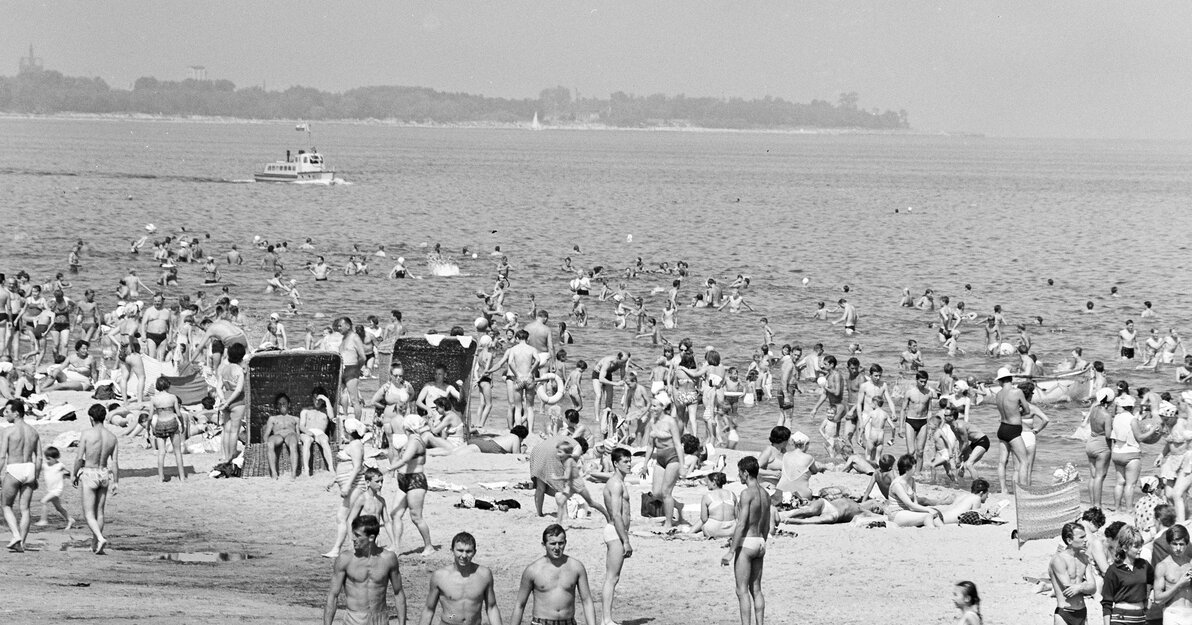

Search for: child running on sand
xmin=952 ymin=581 xmax=982 ymax=625
xmin=930 ymin=414 xmax=959 ymax=483
xmin=36 ymin=447 xmax=74 ymax=529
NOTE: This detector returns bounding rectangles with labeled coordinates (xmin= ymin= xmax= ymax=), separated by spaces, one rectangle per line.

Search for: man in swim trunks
xmin=1048 ymin=522 xmax=1096 ymax=625
xmin=0 ymin=276 xmax=12 ymax=360
xmin=310 ymin=256 xmax=332 ymax=281
xmin=820 ymin=355 xmax=846 ymax=452
xmin=511 ymin=523 xmax=598 ymax=625
xmin=722 ymin=456 xmax=769 ymax=625
xmin=524 ymin=309 xmax=555 ymax=364
xmin=776 ymin=345 xmax=796 ymax=427
xmin=994 ymin=367 xmax=1031 ymax=491
xmin=264 ymin=393 xmax=301 ymax=479
xmin=0 ymin=399 xmax=42 ymax=552
xmin=832 ymin=298 xmax=858 ymax=335
xmin=486 ymin=330 xmax=541 ymax=429
xmin=601 ymin=447 xmax=633 ymax=625
xmin=590 ymin=352 xmax=629 ymax=415
xmin=421 ymin=532 xmax=502 ymax=625
xmin=900 ymin=370 xmax=937 ymax=473
xmin=73 ymin=403 xmax=119 ymax=554
xmin=1118 ymin=319 xmax=1138 ymax=360
xmin=324 ymin=515 xmax=405 ymax=625
xmin=338 ymin=316 xmax=367 ymax=422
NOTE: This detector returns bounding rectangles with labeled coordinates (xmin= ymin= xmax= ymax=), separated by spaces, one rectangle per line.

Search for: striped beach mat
xmin=1014 ymin=477 xmax=1081 ymax=547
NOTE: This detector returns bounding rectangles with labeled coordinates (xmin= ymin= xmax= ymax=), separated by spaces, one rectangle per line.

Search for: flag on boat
xmin=1013 ymin=476 xmax=1081 ymax=547
xmin=295 ymin=123 xmax=309 ymax=131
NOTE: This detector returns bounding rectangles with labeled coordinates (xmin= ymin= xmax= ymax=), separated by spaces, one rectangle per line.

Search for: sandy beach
xmin=3 ymin=391 xmax=1082 ymax=625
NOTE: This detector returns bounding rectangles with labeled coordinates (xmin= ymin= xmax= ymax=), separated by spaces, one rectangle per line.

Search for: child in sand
xmin=36 ymin=447 xmax=74 ymax=529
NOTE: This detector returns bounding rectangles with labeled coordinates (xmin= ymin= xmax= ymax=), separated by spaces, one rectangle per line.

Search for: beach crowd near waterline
xmin=2 ymin=223 xmax=1192 ymax=625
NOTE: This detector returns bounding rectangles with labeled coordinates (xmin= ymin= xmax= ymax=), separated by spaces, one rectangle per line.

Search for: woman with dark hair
xmin=886 ymin=454 xmax=943 ymax=527
xmin=671 ymin=350 xmax=702 ymax=436
xmin=691 ymin=472 xmax=736 ymax=538
xmin=756 ymin=426 xmax=790 ymax=490
xmin=1101 ymin=524 xmax=1152 ymax=625
xmin=149 ymin=377 xmax=185 ymax=482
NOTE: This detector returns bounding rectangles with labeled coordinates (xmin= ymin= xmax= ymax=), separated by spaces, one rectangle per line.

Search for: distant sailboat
xmin=530 ymin=112 xmax=542 ymax=131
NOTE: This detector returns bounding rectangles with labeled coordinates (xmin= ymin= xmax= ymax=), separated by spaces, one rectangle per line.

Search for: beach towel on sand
xmin=1014 ymin=477 xmax=1081 ymax=547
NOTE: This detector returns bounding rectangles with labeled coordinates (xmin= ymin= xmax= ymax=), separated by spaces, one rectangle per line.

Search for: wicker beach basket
xmin=386 ymin=335 xmax=477 ymax=440
xmin=241 ymin=351 xmax=342 ymax=478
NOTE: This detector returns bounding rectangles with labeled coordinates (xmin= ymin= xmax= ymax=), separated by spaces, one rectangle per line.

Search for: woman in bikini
xmin=691 ymin=471 xmax=737 ymax=538
xmin=1085 ymin=388 xmax=1116 ymax=509
xmin=756 ymin=426 xmax=790 ymax=494
xmin=388 ymin=414 xmax=434 ymax=556
xmin=371 ymin=364 xmax=414 ymax=442
xmin=324 ymin=418 xmax=368 ymax=558
xmin=886 ymin=453 xmax=944 ymax=527
xmin=640 ymin=394 xmax=686 ymax=528
xmin=671 ymin=351 xmax=702 ymax=436
xmin=149 ymin=377 xmax=186 ymax=482
xmin=995 ymin=382 xmax=1049 ymax=491
xmin=471 ymin=336 xmax=496 ymax=428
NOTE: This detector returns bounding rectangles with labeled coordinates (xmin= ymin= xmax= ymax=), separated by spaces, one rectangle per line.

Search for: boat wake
xmin=0 ymin=167 xmax=246 ymax=184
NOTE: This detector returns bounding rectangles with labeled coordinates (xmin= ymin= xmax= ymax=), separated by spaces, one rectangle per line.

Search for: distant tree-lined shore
xmin=0 ymin=70 xmax=908 ymax=130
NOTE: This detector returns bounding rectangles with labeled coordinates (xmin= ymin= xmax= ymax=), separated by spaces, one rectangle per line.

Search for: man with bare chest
xmin=325 ymin=515 xmax=406 ymax=625
xmin=73 ymin=403 xmax=119 ymax=554
xmin=1 ymin=399 xmax=42 ymax=552
xmin=421 ymin=532 xmax=502 ymax=625
xmin=511 ymin=524 xmax=597 ymax=625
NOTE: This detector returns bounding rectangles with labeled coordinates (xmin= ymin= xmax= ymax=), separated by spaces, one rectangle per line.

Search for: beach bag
xmin=91 ymin=382 xmax=116 ymax=401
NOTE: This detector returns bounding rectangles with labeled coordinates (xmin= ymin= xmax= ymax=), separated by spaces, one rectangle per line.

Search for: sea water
xmin=2 ymin=118 xmax=1191 ymax=493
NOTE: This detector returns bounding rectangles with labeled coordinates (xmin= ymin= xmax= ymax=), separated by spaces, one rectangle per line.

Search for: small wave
xmin=0 ymin=167 xmax=240 ymax=184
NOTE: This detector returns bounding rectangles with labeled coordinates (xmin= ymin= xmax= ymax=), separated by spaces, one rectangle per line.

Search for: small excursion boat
xmin=253 ymin=123 xmax=336 ymax=183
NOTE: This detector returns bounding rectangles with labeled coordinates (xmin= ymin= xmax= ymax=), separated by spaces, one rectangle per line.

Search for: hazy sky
xmin=4 ymin=1 xmax=1191 ymax=139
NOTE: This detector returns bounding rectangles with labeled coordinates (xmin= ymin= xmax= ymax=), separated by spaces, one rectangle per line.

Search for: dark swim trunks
xmin=146 ymin=331 xmax=168 ymax=347
xmin=397 ymin=472 xmax=428 ymax=493
xmin=905 ymin=418 xmax=928 ymax=434
xmin=1054 ymin=607 xmax=1087 ymax=625
xmin=997 ymin=423 xmax=1023 ymax=444
xmin=1121 ymin=347 xmax=1135 ymax=359
xmin=342 ymin=364 xmax=362 ymax=382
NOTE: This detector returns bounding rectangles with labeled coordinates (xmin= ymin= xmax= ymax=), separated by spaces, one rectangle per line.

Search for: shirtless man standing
xmin=819 ymin=355 xmax=846 ymax=451
xmin=141 ymin=294 xmax=172 ymax=359
xmin=486 ymin=330 xmax=540 ymax=429
xmin=0 ymin=277 xmax=11 ymax=359
xmin=590 ymin=353 xmax=629 ymax=415
xmin=855 ymin=364 xmax=899 ymax=446
xmin=420 ymin=532 xmax=502 ymax=625
xmin=325 ymin=515 xmax=405 ymax=625
xmin=776 ymin=345 xmax=796 ymax=427
xmin=124 ymin=269 xmax=155 ymax=299
xmin=722 ymin=456 xmax=770 ymax=625
xmin=601 ymin=447 xmax=633 ymax=625
xmin=524 ymin=310 xmax=555 ymax=368
xmin=74 ymin=403 xmax=119 ymax=554
xmin=1048 ymin=522 xmax=1096 ymax=625
xmin=510 ymin=524 xmax=597 ymax=625
xmin=831 ymin=298 xmax=858 ymax=335
xmin=339 ymin=317 xmax=367 ymax=422
xmin=994 ymin=367 xmax=1031 ymax=491
xmin=0 ymin=399 xmax=42 ymax=552
xmin=900 ymin=370 xmax=937 ymax=472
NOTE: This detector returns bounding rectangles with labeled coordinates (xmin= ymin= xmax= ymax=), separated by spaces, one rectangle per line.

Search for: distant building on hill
xmin=19 ymin=45 xmax=43 ymax=75
xmin=188 ymin=66 xmax=207 ymax=81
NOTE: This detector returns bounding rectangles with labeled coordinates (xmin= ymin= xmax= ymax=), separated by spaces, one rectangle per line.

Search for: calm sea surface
xmin=2 ymin=117 xmax=1192 ymax=492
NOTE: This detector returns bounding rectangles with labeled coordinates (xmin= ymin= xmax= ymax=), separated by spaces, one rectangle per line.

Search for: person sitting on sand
xmin=777 ymin=431 xmax=822 ymax=502
xmin=885 ymin=454 xmax=944 ymax=527
xmin=298 ymin=389 xmax=335 ymax=477
xmin=690 ymin=471 xmax=737 ymax=539
xmin=263 ymin=393 xmax=300 ymax=479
